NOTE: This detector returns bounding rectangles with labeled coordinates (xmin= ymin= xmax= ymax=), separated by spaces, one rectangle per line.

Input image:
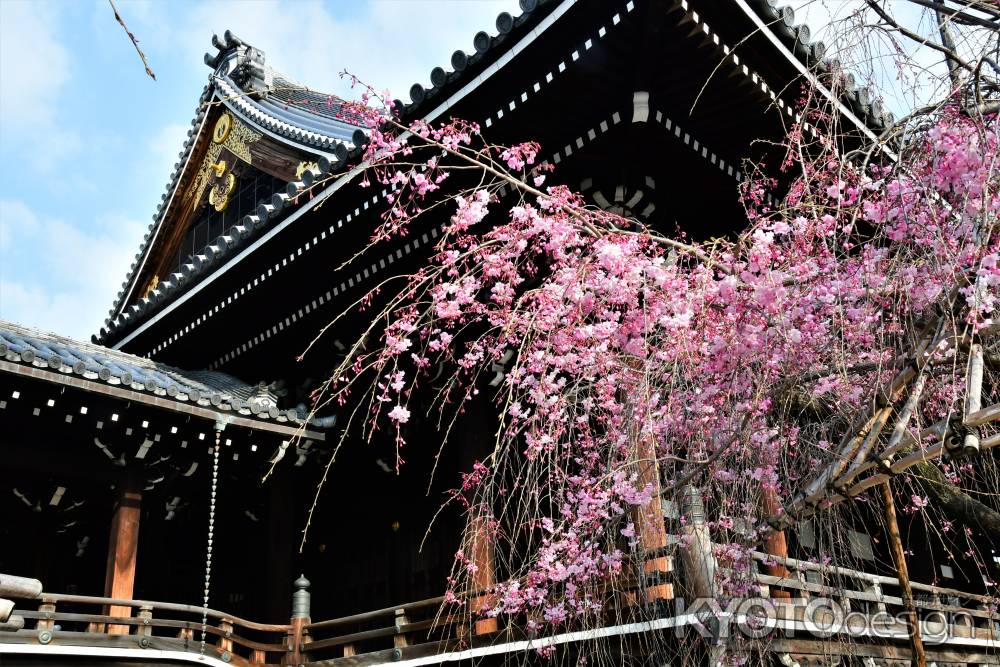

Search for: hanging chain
xmin=200 ymin=430 xmax=221 ymax=656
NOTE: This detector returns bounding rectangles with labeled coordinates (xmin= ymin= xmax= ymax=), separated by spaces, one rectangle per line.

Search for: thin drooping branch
xmin=866 ymin=0 xmax=980 ymax=79
xmin=913 ymin=460 xmax=1000 ymax=543
xmin=285 ymin=6 xmax=998 ymax=654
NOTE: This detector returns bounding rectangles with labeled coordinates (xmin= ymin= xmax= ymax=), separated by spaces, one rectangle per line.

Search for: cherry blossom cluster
xmin=324 ymin=82 xmax=998 ymax=637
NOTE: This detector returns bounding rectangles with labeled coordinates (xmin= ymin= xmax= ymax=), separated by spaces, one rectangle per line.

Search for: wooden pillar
xmin=879 ymin=481 xmax=927 ymax=667
xmin=762 ymin=488 xmax=791 ymax=600
xmin=267 ymin=473 xmax=294 ymax=622
xmin=466 ymin=510 xmax=498 ymax=635
xmin=635 ymin=436 xmax=672 ymax=602
xmin=393 ymin=608 xmax=410 ymax=647
xmin=104 ymin=475 xmax=141 ymax=634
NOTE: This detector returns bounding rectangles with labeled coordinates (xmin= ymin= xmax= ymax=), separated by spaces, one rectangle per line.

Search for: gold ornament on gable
xmin=185 ymin=111 xmax=260 ymax=209
xmin=209 ymin=173 xmax=237 ymax=212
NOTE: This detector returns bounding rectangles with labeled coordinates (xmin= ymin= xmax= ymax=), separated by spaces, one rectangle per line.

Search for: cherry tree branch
xmin=108 ymin=0 xmax=155 ymax=81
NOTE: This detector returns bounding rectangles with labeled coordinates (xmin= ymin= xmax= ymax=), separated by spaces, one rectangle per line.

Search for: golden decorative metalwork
xmin=186 ymin=113 xmax=260 ymax=208
xmin=295 ymin=161 xmax=318 ymax=180
xmin=142 ymin=274 xmax=159 ymax=298
xmin=212 ymin=113 xmax=232 ymax=144
xmin=209 ymin=172 xmax=237 ymax=212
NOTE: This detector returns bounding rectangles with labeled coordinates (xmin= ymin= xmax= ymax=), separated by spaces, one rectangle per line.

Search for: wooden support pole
xmin=789 ymin=320 xmax=944 ymax=517
xmin=879 ymin=480 xmax=927 ymax=667
xmin=678 ymin=486 xmax=723 ymax=666
xmin=104 ymin=476 xmax=141 ymax=635
xmin=36 ymin=602 xmax=55 ymax=631
xmin=136 ymin=605 xmax=153 ymax=636
xmin=217 ymin=618 xmax=234 ymax=655
xmin=466 ymin=510 xmax=498 ymax=635
xmin=393 ymin=608 xmax=410 ymax=647
xmin=288 ymin=617 xmax=307 ymax=666
xmin=761 ymin=489 xmax=791 ymax=600
xmin=963 ymin=344 xmax=984 ymax=453
xmin=839 ymin=374 xmax=927 ymax=491
xmin=679 ymin=486 xmax=716 ymax=601
xmin=635 ymin=436 xmax=672 ymax=603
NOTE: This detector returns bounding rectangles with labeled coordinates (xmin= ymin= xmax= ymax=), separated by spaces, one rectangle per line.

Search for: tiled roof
xmin=1 ymin=320 xmax=302 ymax=425
xmin=100 ymin=0 xmax=890 ymax=346
xmin=209 ymin=32 xmax=366 ymax=149
xmin=396 ymin=0 xmax=556 ymax=118
xmin=741 ymin=0 xmax=893 ymax=129
xmin=394 ymin=0 xmax=891 ymax=130
xmin=100 ymin=86 xmax=212 ymax=339
xmin=99 ymin=32 xmax=368 ymax=343
xmin=269 ymin=74 xmax=367 ymax=126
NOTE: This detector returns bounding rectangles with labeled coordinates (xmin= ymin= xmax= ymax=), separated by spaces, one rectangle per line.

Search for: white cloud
xmin=0 ymin=1 xmax=80 ymax=168
xmin=0 ymin=2 xmax=69 ymax=128
xmin=0 ymin=200 xmax=145 ymax=339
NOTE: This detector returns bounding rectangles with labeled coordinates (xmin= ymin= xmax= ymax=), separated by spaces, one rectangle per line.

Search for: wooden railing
xmin=0 ymin=587 xmax=290 ymax=666
xmin=1 ymin=554 xmax=996 ymax=666
xmin=749 ymin=550 xmax=999 ymax=642
xmin=304 ymin=595 xmax=452 ymax=662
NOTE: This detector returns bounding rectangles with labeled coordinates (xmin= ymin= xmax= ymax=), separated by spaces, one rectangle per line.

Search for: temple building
xmin=1 ymin=0 xmax=996 ymax=665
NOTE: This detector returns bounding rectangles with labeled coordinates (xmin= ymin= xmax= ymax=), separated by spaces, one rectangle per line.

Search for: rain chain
xmin=200 ymin=430 xmax=221 ymax=656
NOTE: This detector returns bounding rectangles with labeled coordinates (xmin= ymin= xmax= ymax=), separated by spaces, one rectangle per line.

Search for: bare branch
xmin=866 ymin=0 xmax=979 ymax=78
xmin=108 ymin=0 xmax=156 ymax=81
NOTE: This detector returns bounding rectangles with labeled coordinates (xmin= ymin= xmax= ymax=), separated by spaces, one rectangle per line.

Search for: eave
xmin=0 ymin=320 xmax=324 ymax=439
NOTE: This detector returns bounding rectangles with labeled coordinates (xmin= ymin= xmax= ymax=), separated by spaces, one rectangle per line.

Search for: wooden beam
xmin=104 ymin=475 xmax=142 ymax=635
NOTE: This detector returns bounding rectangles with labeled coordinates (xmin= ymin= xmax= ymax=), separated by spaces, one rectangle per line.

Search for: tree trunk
xmin=914 ymin=459 xmax=1000 ymax=542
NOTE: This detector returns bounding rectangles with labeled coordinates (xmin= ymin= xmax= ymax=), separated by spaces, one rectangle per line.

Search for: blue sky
xmin=0 ymin=0 xmax=517 ymax=339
